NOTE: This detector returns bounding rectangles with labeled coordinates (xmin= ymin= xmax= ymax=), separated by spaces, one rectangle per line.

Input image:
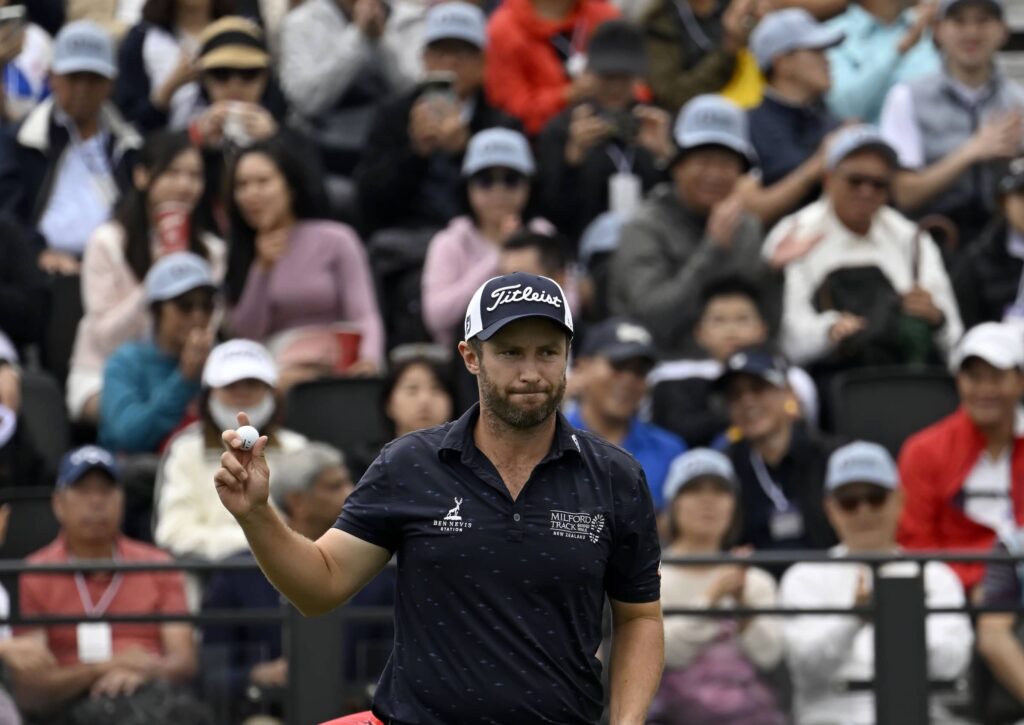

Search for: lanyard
xmin=550 ymin=20 xmax=589 ymax=62
xmin=674 ymin=0 xmax=715 ymax=54
xmin=606 ymin=145 xmax=635 ymax=174
xmin=749 ymin=452 xmax=790 ymax=512
xmin=73 ymin=550 xmax=123 ymax=618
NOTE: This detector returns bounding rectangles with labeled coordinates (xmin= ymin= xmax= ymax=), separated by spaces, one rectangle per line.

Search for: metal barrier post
xmin=873 ymin=564 xmax=929 ymax=725
xmin=287 ymin=604 xmax=346 ymax=725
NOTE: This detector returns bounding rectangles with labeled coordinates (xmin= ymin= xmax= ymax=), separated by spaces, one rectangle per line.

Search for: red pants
xmin=319 ymin=713 xmax=385 ymax=725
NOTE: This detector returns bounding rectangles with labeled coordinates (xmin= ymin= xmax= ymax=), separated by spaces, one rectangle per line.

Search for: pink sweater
xmin=230 ymin=220 xmax=384 ymax=363
xmin=421 ymin=217 xmax=501 ymax=346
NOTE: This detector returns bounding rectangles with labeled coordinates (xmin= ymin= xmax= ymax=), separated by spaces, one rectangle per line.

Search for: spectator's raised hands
xmin=706 ymin=192 xmax=746 ymax=249
xmin=967 ymin=112 xmax=1024 ymax=163
xmin=179 ymin=328 xmax=213 ymax=381
xmin=634 ymin=105 xmax=674 ymax=163
xmin=409 ymin=99 xmax=444 ymax=156
xmin=215 ymin=411 xmax=271 ymax=522
xmin=38 ymin=250 xmax=81 ymax=276
xmin=255 ymin=228 xmax=291 ymax=271
xmin=708 ymin=564 xmax=748 ymax=604
xmin=565 ymin=105 xmax=613 ymax=165
xmin=722 ymin=0 xmax=758 ymax=52
xmin=767 ymin=226 xmax=825 ymax=269
xmin=154 ymin=51 xmax=199 ymax=111
xmin=0 ymin=16 xmax=26 ymax=65
xmin=897 ymin=0 xmax=938 ymax=55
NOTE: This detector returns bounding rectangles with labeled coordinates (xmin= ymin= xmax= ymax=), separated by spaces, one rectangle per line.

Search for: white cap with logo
xmin=953 ymin=322 xmax=1024 ymax=371
xmin=202 ymin=339 xmax=279 ymax=388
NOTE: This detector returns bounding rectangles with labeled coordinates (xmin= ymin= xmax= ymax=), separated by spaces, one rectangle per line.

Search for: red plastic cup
xmin=154 ymin=203 xmax=191 ymax=255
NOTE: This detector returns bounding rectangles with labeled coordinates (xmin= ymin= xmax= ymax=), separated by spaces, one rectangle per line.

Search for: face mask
xmin=208 ymin=391 xmax=276 ymax=432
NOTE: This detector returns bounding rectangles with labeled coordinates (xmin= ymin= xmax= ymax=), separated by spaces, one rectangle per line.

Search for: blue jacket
xmin=565 ymin=408 xmax=687 ymax=509
xmin=99 ymin=340 xmax=200 ymax=453
xmin=825 ymin=4 xmax=940 ymax=123
xmin=748 ymin=93 xmax=840 ymax=187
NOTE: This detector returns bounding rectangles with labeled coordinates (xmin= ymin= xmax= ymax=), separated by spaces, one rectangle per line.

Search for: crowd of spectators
xmin=0 ymin=0 xmax=1023 ymax=722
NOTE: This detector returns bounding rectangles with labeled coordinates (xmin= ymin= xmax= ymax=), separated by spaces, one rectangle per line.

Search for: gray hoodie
xmin=609 ymin=184 xmax=769 ymax=357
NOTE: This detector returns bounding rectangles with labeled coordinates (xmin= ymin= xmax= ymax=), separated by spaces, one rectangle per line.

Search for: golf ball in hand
xmin=236 ymin=425 xmax=259 ymax=451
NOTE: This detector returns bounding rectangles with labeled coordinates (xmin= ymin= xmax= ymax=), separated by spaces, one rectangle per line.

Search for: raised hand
xmin=214 ymin=412 xmax=271 ymax=522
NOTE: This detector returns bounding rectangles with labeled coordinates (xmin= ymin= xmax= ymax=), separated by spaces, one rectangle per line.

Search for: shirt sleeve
xmin=879 ymin=84 xmax=925 ymax=169
xmin=604 ymin=457 xmax=661 ymax=603
xmin=334 ymin=446 xmax=403 ymax=553
xmin=154 ymin=568 xmax=190 ymax=615
xmin=982 ymin=544 xmax=1021 ymax=607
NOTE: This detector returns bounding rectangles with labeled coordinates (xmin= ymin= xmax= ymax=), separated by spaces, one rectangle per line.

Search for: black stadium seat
xmin=284 ymin=377 xmax=388 ymax=460
xmin=828 ymin=366 xmax=960 ymax=457
xmin=19 ymin=369 xmax=70 ymax=476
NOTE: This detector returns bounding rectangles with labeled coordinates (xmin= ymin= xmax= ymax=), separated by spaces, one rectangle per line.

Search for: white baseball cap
xmin=202 ymin=339 xmax=279 ymax=388
xmin=953 ymin=322 xmax=1024 ymax=371
xmin=662 ymin=449 xmax=739 ymax=503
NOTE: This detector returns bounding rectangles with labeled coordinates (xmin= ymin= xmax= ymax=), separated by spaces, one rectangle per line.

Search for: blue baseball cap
xmin=462 ymin=128 xmax=535 ymax=177
xmin=464 ymin=272 xmax=574 ymax=341
xmin=144 ymin=252 xmax=215 ymax=303
xmin=750 ymin=8 xmax=845 ymax=71
xmin=715 ymin=346 xmax=789 ymax=391
xmin=940 ymin=0 xmax=1003 ymax=19
xmin=423 ymin=2 xmax=487 ymax=49
xmin=579 ymin=318 xmax=657 ymax=363
xmin=663 ymin=449 xmax=739 ymax=502
xmin=52 ymin=21 xmax=118 ymax=79
xmin=57 ymin=445 xmax=120 ymax=490
xmin=673 ymin=94 xmax=757 ymax=168
xmin=825 ymin=125 xmax=899 ymax=171
xmin=825 ymin=441 xmax=899 ymax=493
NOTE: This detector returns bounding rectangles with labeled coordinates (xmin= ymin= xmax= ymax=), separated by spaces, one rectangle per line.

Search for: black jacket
xmin=536 ymin=101 xmax=666 ymax=241
xmin=0 ymin=99 xmax=140 ymax=248
xmin=0 ymin=216 xmax=47 ymax=349
xmin=953 ymin=219 xmax=1024 ymax=329
xmin=354 ymin=86 xmax=518 ymax=235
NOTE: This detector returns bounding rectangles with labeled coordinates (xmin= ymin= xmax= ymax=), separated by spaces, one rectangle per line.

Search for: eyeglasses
xmin=833 ymin=488 xmax=890 ymax=513
xmin=204 ymin=67 xmax=264 ymax=83
xmin=171 ymin=295 xmax=215 ymax=314
xmin=840 ymin=172 xmax=890 ymax=194
xmin=469 ymin=169 xmax=527 ymax=190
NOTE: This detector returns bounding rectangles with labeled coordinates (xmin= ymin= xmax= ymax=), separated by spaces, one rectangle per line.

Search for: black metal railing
xmin=2 ymin=551 xmax=1023 ymax=725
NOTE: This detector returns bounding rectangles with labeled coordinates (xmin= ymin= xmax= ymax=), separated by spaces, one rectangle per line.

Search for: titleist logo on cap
xmin=486 ymin=284 xmax=562 ymax=312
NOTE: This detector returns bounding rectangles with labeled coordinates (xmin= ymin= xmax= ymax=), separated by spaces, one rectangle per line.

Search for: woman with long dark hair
xmin=67 ymin=130 xmax=225 ymax=423
xmin=226 ymin=135 xmax=384 ymax=381
xmin=115 ymin=0 xmax=236 ymax=130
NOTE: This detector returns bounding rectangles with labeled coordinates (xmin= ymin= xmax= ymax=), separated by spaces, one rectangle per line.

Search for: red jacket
xmin=897 ymin=408 xmax=1024 ymax=590
xmin=485 ymin=0 xmax=619 ymax=135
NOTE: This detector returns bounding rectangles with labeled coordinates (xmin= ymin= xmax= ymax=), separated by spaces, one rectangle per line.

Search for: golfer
xmin=214 ymin=272 xmax=664 ymax=724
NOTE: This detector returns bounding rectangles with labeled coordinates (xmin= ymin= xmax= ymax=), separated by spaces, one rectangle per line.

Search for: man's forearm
xmin=892 ymin=146 xmax=976 ymax=212
xmin=13 ymin=662 xmax=107 ymax=714
xmin=608 ymin=615 xmax=664 ymax=725
xmin=239 ymin=505 xmax=344 ymax=616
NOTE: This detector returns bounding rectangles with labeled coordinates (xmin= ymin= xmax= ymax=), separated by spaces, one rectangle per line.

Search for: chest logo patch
xmin=433 ymin=497 xmax=472 ymax=534
xmin=550 ymin=510 xmax=605 ymax=544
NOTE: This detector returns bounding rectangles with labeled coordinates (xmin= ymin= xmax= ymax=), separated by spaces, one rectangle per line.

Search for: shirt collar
xmin=439 ymin=402 xmax=583 ymax=462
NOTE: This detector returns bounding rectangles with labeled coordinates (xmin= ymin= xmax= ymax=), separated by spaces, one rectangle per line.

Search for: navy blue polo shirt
xmin=335 ymin=403 xmax=661 ymax=725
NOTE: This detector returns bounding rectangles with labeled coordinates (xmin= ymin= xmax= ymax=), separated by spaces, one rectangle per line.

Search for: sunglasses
xmin=469 ymin=169 xmax=527 ymax=190
xmin=841 ymin=172 xmax=890 ymax=194
xmin=171 ymin=295 xmax=215 ymax=314
xmin=833 ymin=488 xmax=890 ymax=513
xmin=205 ymin=67 xmax=264 ymax=83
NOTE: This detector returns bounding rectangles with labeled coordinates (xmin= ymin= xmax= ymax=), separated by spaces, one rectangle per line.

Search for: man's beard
xmin=478 ymin=362 xmax=567 ymax=430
